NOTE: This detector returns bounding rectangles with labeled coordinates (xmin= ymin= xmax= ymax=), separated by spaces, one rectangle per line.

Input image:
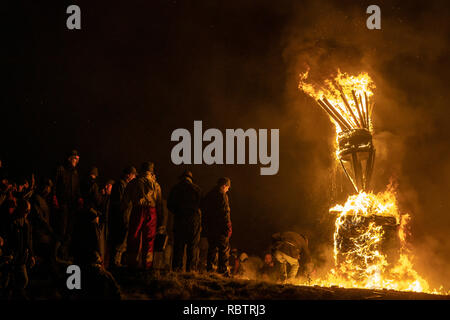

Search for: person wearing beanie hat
xmin=201 ymin=177 xmax=232 ymax=277
xmin=123 ymin=166 xmax=137 ymax=177
xmin=217 ymin=177 xmax=231 ymax=189
xmin=81 ymin=166 xmax=102 ymax=214
xmin=89 ymin=167 xmax=99 ymax=178
xmin=54 ymin=149 xmax=82 ymax=260
xmin=122 ymin=161 xmax=163 ymax=270
xmin=140 ymin=161 xmax=154 ymax=174
xmin=29 ymin=177 xmax=60 ymax=272
xmin=107 ymin=166 xmax=137 ymax=267
xmin=179 ymin=169 xmax=193 ymax=180
xmin=4 ymin=199 xmax=34 ymax=298
xmin=98 ymin=179 xmax=115 ymax=266
xmin=167 ymin=169 xmax=202 ymax=272
xmin=76 ymin=165 xmax=104 ymax=262
xmin=67 ymin=150 xmax=80 ymax=169
xmin=271 ymin=232 xmax=313 ymax=283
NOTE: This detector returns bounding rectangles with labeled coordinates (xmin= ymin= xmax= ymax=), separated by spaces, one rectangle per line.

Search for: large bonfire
xmin=299 ymin=69 xmax=442 ymax=294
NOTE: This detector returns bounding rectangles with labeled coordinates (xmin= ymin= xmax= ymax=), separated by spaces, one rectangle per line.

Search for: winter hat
xmin=123 ymin=166 xmax=137 ymax=176
xmin=89 ymin=167 xmax=99 ymax=177
xmin=179 ymin=170 xmax=193 ymax=180
xmin=217 ymin=177 xmax=231 ymax=187
xmin=141 ymin=161 xmax=154 ymax=173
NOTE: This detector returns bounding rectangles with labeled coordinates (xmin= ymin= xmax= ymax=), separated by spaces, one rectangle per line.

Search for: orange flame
xmin=296 ymin=69 xmax=445 ymax=294
xmin=299 ymin=69 xmax=375 ymax=133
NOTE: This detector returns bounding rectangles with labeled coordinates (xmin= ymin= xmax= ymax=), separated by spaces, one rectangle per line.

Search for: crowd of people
xmin=0 ymin=150 xmax=313 ymax=299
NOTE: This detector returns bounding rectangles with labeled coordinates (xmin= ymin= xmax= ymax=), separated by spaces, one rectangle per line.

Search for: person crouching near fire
xmin=271 ymin=231 xmax=314 ymax=284
xmin=123 ymin=162 xmax=164 ymax=270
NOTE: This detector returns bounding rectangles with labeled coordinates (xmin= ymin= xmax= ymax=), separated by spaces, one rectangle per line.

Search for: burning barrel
xmin=332 ymin=194 xmax=401 ymax=282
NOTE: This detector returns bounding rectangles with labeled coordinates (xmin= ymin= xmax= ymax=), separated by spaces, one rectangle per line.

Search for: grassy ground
xmin=112 ymin=269 xmax=450 ymax=300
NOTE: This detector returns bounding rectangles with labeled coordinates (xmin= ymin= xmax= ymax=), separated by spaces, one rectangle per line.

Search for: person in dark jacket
xmin=14 ymin=175 xmax=35 ymax=201
xmin=202 ymin=177 xmax=232 ymax=276
xmin=99 ymin=179 xmax=114 ymax=267
xmin=54 ymin=150 xmax=82 ymax=260
xmin=108 ymin=166 xmax=137 ymax=267
xmin=271 ymin=231 xmax=313 ymax=283
xmin=167 ymin=170 xmax=202 ymax=272
xmin=0 ymin=172 xmax=11 ymax=209
xmin=71 ymin=253 xmax=122 ymax=300
xmin=80 ymin=167 xmax=102 ymax=214
xmin=259 ymin=253 xmax=277 ymax=282
xmin=123 ymin=162 xmax=164 ymax=269
xmin=4 ymin=199 xmax=35 ymax=299
xmin=76 ymin=167 xmax=103 ymax=262
xmin=69 ymin=223 xmax=122 ymax=300
xmin=29 ymin=178 xmax=59 ymax=270
xmin=70 ymin=202 xmax=102 ymax=266
xmin=0 ymin=180 xmax=14 ymax=239
xmin=0 ymin=235 xmax=13 ymax=294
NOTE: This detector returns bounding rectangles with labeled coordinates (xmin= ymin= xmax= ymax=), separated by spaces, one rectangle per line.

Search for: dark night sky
xmin=4 ymin=0 xmax=450 ymax=288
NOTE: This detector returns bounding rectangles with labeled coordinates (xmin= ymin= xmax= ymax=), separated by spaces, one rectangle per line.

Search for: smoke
xmin=281 ymin=0 xmax=450 ymax=289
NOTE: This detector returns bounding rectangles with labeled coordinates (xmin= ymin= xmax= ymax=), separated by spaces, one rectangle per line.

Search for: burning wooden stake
xmin=337 ymin=85 xmax=362 ymax=129
xmin=322 ymin=98 xmax=353 ymax=131
xmin=364 ymin=92 xmax=370 ymax=128
xmin=317 ymin=100 xmax=348 ymax=130
xmin=358 ymin=94 xmax=367 ymax=129
xmin=352 ymin=90 xmax=366 ymax=129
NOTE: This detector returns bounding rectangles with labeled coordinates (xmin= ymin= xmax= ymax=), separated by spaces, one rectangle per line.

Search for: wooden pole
xmin=316 ymin=99 xmax=349 ymax=130
xmin=322 ymin=98 xmax=353 ymax=131
xmin=339 ymin=159 xmax=359 ymax=193
xmin=358 ymin=93 xmax=367 ymax=129
xmin=364 ymin=92 xmax=370 ymax=128
xmin=338 ymin=89 xmax=361 ymax=129
xmin=352 ymin=90 xmax=366 ymax=129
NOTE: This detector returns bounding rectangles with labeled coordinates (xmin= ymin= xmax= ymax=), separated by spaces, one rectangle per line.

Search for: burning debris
xmin=299 ymin=70 xmax=442 ymax=293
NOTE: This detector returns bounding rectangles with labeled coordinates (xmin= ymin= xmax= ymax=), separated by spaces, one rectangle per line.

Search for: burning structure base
xmin=326 ymin=190 xmax=431 ymax=292
xmin=332 ymin=204 xmax=400 ymax=283
xmin=300 ymin=70 xmax=439 ymax=293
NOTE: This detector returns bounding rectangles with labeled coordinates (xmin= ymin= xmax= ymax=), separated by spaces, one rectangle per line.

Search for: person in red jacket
xmin=122 ymin=162 xmax=163 ymax=270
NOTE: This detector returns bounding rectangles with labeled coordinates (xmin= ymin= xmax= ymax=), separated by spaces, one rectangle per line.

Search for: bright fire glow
xmin=298 ymin=69 xmax=444 ymax=294
xmin=311 ymin=188 xmax=433 ymax=293
xmin=299 ymin=69 xmax=375 ymax=133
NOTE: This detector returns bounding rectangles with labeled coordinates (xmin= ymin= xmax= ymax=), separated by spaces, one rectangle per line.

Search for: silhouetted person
xmin=202 ymin=177 xmax=232 ymax=276
xmin=108 ymin=166 xmax=137 ymax=267
xmin=259 ymin=253 xmax=277 ymax=282
xmin=0 ymin=167 xmax=10 ymax=209
xmin=123 ymin=162 xmax=163 ymax=269
xmin=168 ymin=170 xmax=202 ymax=272
xmin=72 ymin=252 xmax=122 ymax=300
xmin=80 ymin=167 xmax=102 ymax=214
xmin=76 ymin=167 xmax=104 ymax=262
xmin=70 ymin=216 xmax=121 ymax=300
xmin=14 ymin=175 xmax=35 ymax=201
xmin=99 ymin=179 xmax=114 ymax=267
xmin=54 ymin=150 xmax=82 ymax=260
xmin=4 ymin=199 xmax=35 ymax=299
xmin=229 ymin=248 xmax=240 ymax=275
xmin=0 ymin=179 xmax=14 ymax=239
xmin=0 ymin=235 xmax=12 ymax=295
xmin=29 ymin=178 xmax=59 ymax=271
